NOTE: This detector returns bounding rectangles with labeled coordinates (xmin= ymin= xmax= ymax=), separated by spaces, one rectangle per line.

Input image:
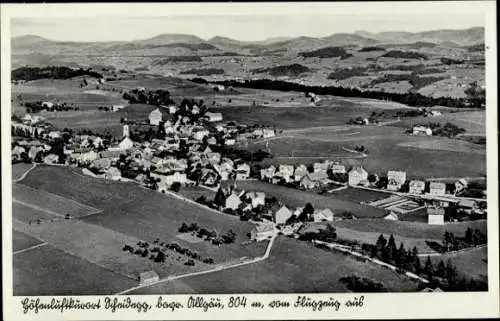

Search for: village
xmin=11 ymin=86 xmax=487 ymax=249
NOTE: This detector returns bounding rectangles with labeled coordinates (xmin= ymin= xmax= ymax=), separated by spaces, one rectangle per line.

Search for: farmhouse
xmin=43 ymin=154 xmax=59 ymax=164
xmin=225 ymin=193 xmax=242 ymax=211
xmin=104 ymin=167 xmax=122 ymax=181
xmin=384 ymin=212 xmax=399 ymax=221
xmin=91 ymin=158 xmax=112 ymax=170
xmin=330 ymin=164 xmax=347 ymax=174
xmin=429 ymin=182 xmax=446 ymax=195
xmin=138 ymin=270 xmax=160 ymax=285
xmin=260 ymin=165 xmax=276 ymax=180
xmin=11 ymin=146 xmax=26 ymax=160
xmin=409 ymin=180 xmax=425 ymax=194
xmin=274 ymin=205 xmax=293 ymax=225
xmin=112 ymin=105 xmax=125 ymax=112
xmin=412 ymin=125 xmax=433 ymax=136
xmin=313 ymin=160 xmax=333 ymax=174
xmin=205 ymin=112 xmax=223 ymax=122
xmin=300 ymin=172 xmax=329 ymax=190
xmin=245 ymin=192 xmax=266 ymax=208
xmin=426 ymin=110 xmax=442 ymax=117
xmin=235 ymin=163 xmax=250 ymax=180
xmin=149 ymin=108 xmax=163 ymax=126
xmin=192 ymin=129 xmax=210 ymax=141
xmin=277 ymin=164 xmax=294 ymax=180
xmin=42 ymin=101 xmax=54 ymax=108
xmin=262 ymin=128 xmax=276 ymax=138
xmin=48 ymin=131 xmax=62 ymax=139
xmin=294 ymin=165 xmax=308 ymax=182
xmin=427 ymin=206 xmax=445 ymax=225
xmin=312 ymin=208 xmax=334 ymax=222
xmin=387 ymin=170 xmax=407 ymax=191
xmin=454 ymin=179 xmax=468 ymax=194
xmin=250 ymin=222 xmax=275 ymax=241
xmin=348 ymin=166 xmax=369 ymax=186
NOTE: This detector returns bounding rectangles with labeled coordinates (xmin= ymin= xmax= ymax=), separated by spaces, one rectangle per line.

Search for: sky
xmin=9 ymin=3 xmax=486 ymax=42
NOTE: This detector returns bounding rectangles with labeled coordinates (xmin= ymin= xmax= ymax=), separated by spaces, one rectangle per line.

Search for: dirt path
xmin=13 ymin=163 xmax=37 ymax=183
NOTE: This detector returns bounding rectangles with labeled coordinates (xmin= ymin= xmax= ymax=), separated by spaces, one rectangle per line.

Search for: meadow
xmin=431 ymin=246 xmax=487 ymax=281
xmin=394 ymin=110 xmax=486 ymax=135
xmin=12 ymin=230 xmax=43 ymax=252
xmin=132 ymin=236 xmax=419 ymax=294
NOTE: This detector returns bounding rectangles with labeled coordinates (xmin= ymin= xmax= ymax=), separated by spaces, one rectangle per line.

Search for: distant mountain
xmin=207 ymin=36 xmax=243 ymax=46
xmin=321 ymin=33 xmax=378 ymax=46
xmin=137 ymin=34 xmax=205 ymax=45
xmin=12 ymin=35 xmax=53 ymax=47
xmin=355 ymin=27 xmax=484 ymax=46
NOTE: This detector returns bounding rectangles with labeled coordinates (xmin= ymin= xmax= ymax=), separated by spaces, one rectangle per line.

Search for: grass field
xmin=13 ymin=183 xmax=102 ymax=219
xmin=132 ymin=236 xmax=419 ymax=294
xmin=335 ymin=219 xmax=487 ymax=240
xmin=328 ymin=187 xmax=390 ymax=203
xmin=12 ymin=230 xmax=43 ymax=252
xmin=394 ymin=111 xmax=485 ymax=135
xmin=234 ymin=180 xmax=387 ymax=218
xmin=431 ymin=246 xmax=487 ymax=281
xmin=20 ymin=166 xmax=266 ymax=264
xmin=42 ymin=110 xmax=124 ymax=137
xmin=251 ymin=125 xmax=486 ymax=178
xmin=12 ymin=163 xmax=33 ymax=181
xmin=13 ymin=243 xmax=137 ymax=295
xmin=177 ymin=186 xmax=217 ymax=202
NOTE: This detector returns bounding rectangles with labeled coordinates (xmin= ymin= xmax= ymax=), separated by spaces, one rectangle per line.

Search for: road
xmin=115 ymin=233 xmax=277 ymax=295
xmin=13 ymin=163 xmax=37 ymax=183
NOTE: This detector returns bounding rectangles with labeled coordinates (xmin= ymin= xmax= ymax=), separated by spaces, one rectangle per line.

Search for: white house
xmin=139 ymin=270 xmax=160 ymax=285
xmin=235 ymin=163 xmax=250 ymax=180
xmin=112 ymin=105 xmax=125 ymax=112
xmin=225 ymin=193 xmax=242 ymax=210
xmin=43 ymin=154 xmax=59 ymax=164
xmin=429 ymin=182 xmax=446 ymax=195
xmin=105 ymin=167 xmax=122 ymax=181
xmin=42 ymin=101 xmax=54 ymax=108
xmin=300 ymin=172 xmax=329 ymax=190
xmin=192 ymin=129 xmax=210 ymax=141
xmin=454 ymin=179 xmax=468 ymax=194
xmin=409 ymin=180 xmax=425 ymax=194
xmin=313 ymin=208 xmax=334 ymax=222
xmin=277 ymin=164 xmax=294 ymax=180
xmin=205 ymin=112 xmax=223 ymax=122
xmin=250 ymin=222 xmax=275 ymax=241
xmin=274 ymin=205 xmax=293 ymax=225
xmin=245 ymin=192 xmax=266 ymax=208
xmin=427 ymin=206 xmax=445 ymax=225
xmin=262 ymin=128 xmax=276 ymax=138
xmin=330 ymin=164 xmax=346 ymax=174
xmin=348 ymin=166 xmax=369 ymax=186
xmin=148 ymin=108 xmax=163 ymax=126
xmin=260 ymin=165 xmax=276 ymax=180
xmin=387 ymin=170 xmax=407 ymax=191
xmin=48 ymin=131 xmax=62 ymax=139
xmin=413 ymin=126 xmax=433 ymax=136
xmin=294 ymin=165 xmax=308 ymax=182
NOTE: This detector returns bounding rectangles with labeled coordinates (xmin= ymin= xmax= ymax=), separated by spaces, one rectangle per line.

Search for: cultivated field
xmin=335 ymin=219 xmax=487 ymax=240
xmin=234 ymin=180 xmax=387 ymax=218
xmin=132 ymin=236 xmax=419 ymax=294
xmin=19 ymin=165 xmax=267 ymax=264
xmin=329 ymin=188 xmax=391 ymax=203
xmin=14 ymin=243 xmax=137 ymax=296
xmin=42 ymin=110 xmax=124 ymax=137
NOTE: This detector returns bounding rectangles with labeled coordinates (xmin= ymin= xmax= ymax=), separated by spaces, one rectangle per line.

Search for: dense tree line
xmin=122 ymin=88 xmax=175 ymax=106
xmin=358 ymin=46 xmax=386 ymax=52
xmin=12 ymin=66 xmax=103 ymax=81
xmin=180 ymin=68 xmax=225 ymax=76
xmin=252 ymin=64 xmax=311 ymax=77
xmin=25 ymin=101 xmax=79 ymax=113
xmin=339 ymin=275 xmax=387 ymax=292
xmin=380 ymin=50 xmax=428 ymax=60
xmin=299 ymin=47 xmax=352 ymax=59
xmin=209 ymin=78 xmax=485 ymax=108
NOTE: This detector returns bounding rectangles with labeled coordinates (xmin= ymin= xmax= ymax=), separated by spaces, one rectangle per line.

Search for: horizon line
xmin=11 ymin=25 xmax=485 ymax=44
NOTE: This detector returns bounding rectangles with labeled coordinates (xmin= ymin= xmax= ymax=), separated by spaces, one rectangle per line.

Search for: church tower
xmin=123 ymin=124 xmax=130 ymax=137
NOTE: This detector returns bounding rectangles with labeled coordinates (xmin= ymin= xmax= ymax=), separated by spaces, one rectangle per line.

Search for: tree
xmin=396 ymin=242 xmax=406 ymax=267
xmin=179 ymin=222 xmax=189 ymax=233
xmin=423 ymin=256 xmax=434 ymax=279
xmin=375 ymin=234 xmax=387 ymax=259
xmin=436 ymin=260 xmax=447 ymax=279
xmin=384 ymin=234 xmax=397 ymax=264
xmin=367 ymin=174 xmax=377 ymax=183
xmin=298 ymin=203 xmax=314 ymax=221
xmin=170 ymin=182 xmax=181 ymax=192
xmin=213 ymin=187 xmax=226 ymax=209
xmin=375 ymin=176 xmax=388 ymax=189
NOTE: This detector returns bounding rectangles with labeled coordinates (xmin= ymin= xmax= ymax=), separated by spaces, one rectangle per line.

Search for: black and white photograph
xmin=1 ymin=1 xmax=498 ymax=320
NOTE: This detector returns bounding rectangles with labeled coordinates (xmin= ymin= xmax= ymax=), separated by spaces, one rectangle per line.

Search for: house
xmin=348 ymin=166 xmax=368 ymax=186
xmin=262 ymin=128 xmax=276 ymax=138
xmin=313 ymin=208 xmax=334 ymax=222
xmin=28 ymin=146 xmax=44 ymax=160
xmin=276 ymin=164 xmax=294 ymax=180
xmin=409 ymin=180 xmax=425 ymax=194
xmin=412 ymin=126 xmax=433 ymax=136
xmin=225 ymin=193 xmax=242 ymax=210
xmin=42 ymin=101 xmax=54 ymax=108
xmin=207 ymin=137 xmax=217 ymax=145
xmin=204 ymin=112 xmax=223 ymax=122
xmin=213 ymin=84 xmax=225 ymax=92
xmin=201 ymin=169 xmax=219 ymax=187
xmin=274 ymin=205 xmax=293 ymax=225
xmin=458 ymin=199 xmax=477 ymax=214
xmin=313 ymin=161 xmax=332 ymax=174
xmin=104 ymin=167 xmax=121 ymax=181
xmin=225 ymin=138 xmax=236 ymax=146
xmin=235 ymin=163 xmax=250 ymax=180
xmin=245 ymin=192 xmax=266 ymax=208
xmin=91 ymin=158 xmax=112 ymax=170
xmin=300 ymin=172 xmax=329 ymax=190
xmin=205 ymin=152 xmax=221 ymax=165
xmin=165 ymin=172 xmax=188 ymax=186
xmin=384 ymin=211 xmax=399 ymax=221
xmin=330 ymin=164 xmax=346 ymax=174
xmin=48 ymin=131 xmax=62 ymax=139
xmin=11 ymin=146 xmax=26 ymax=160
xmin=454 ymin=179 xmax=468 ymax=194
xmin=426 ymin=110 xmax=442 ymax=117
xmin=112 ymin=105 xmax=125 ymax=112
xmin=166 ymin=105 xmax=178 ymax=114
xmin=250 ymin=222 xmax=275 ymax=241
xmin=191 ymin=104 xmax=200 ymax=115
xmin=429 ymin=182 xmax=446 ymax=195
xmin=99 ymin=150 xmax=123 ymax=160
xmin=43 ymin=154 xmax=59 ymax=164
xmin=138 ymin=270 xmax=160 ymax=285
xmin=294 ymin=165 xmax=308 ymax=182
xmin=260 ymin=165 xmax=276 ymax=181
xmin=118 ymin=137 xmax=134 ymax=151
xmin=149 ymin=108 xmax=163 ymax=126
xmin=93 ymin=136 xmax=104 ymax=149
xmin=427 ymin=206 xmax=445 ymax=225
xmin=387 ymin=170 xmax=407 ymax=191
xmin=192 ymin=129 xmax=210 ymax=141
